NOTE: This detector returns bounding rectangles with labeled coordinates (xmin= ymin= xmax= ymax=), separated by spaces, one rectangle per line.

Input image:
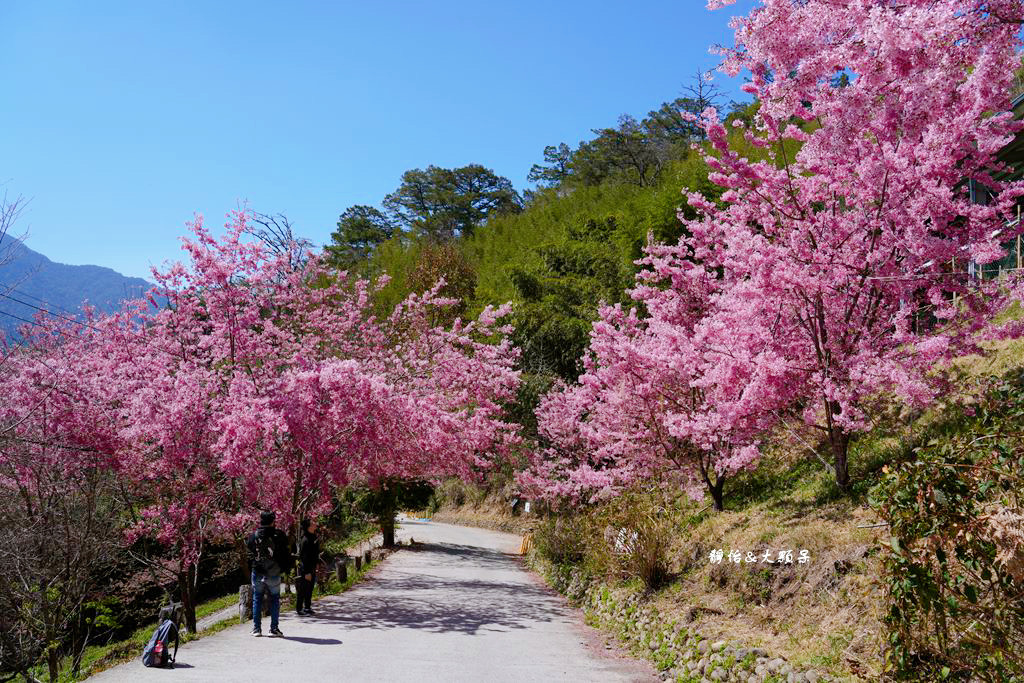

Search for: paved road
xmin=90 ymin=518 xmax=656 ymax=682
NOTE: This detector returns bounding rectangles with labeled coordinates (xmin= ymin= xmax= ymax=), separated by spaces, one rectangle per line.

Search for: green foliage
xmin=574 ymin=115 xmax=665 ymax=188
xmin=348 ymin=478 xmax=434 ymax=547
xmin=502 ymin=371 xmax=556 ymax=441
xmin=351 ymin=478 xmax=434 ymax=519
xmin=468 ymin=158 xmax=712 ymax=381
xmin=528 ymin=72 xmax=741 ymax=192
xmin=528 ymin=143 xmax=573 ymax=188
xmin=508 ymin=216 xmax=634 ymax=379
xmin=870 ymin=373 xmax=1024 ymax=681
xmin=326 ymin=205 xmax=396 ymax=269
xmin=533 ymin=515 xmax=592 ymax=565
xmin=382 ymin=164 xmax=522 ymax=240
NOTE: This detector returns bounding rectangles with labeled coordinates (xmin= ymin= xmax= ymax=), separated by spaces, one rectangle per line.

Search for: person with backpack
xmin=295 ymin=518 xmax=322 ymax=616
xmin=245 ymin=510 xmax=293 ymax=637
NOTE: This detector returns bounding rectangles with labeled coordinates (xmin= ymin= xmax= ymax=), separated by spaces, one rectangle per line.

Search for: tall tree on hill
xmin=383 ymin=164 xmax=522 ymax=240
xmin=526 ymin=72 xmax=731 ymax=193
xmin=326 ymin=205 xmax=397 ymax=269
xmin=528 ymin=143 xmax=574 ymax=188
xmin=574 ymin=115 xmax=663 ymax=188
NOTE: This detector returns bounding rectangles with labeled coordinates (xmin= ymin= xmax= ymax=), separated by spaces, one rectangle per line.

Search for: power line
xmin=0 ymin=296 xmax=183 ymax=360
xmin=0 ymin=308 xmax=46 ymax=330
xmin=0 ymin=284 xmax=81 ymax=318
xmin=0 ymin=291 xmax=107 ymax=334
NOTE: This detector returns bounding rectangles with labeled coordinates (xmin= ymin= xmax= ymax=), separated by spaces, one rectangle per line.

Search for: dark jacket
xmin=297 ymin=531 xmax=321 ymax=575
xmin=245 ymin=526 xmax=293 ymax=577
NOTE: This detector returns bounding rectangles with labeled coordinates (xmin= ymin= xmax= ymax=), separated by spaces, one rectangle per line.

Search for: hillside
xmin=0 ymin=236 xmax=152 ymax=337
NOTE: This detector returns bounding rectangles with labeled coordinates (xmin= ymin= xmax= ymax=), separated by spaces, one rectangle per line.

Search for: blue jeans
xmin=251 ymin=572 xmax=281 ymax=631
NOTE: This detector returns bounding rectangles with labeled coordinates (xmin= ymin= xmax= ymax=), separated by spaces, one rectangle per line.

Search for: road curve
xmin=89 ymin=518 xmax=657 ymax=682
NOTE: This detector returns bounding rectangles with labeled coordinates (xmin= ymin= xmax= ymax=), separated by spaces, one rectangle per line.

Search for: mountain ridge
xmin=0 ymin=236 xmax=152 ymax=337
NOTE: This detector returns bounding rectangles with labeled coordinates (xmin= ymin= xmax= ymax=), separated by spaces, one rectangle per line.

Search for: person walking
xmin=245 ymin=510 xmax=293 ymax=637
xmin=295 ymin=518 xmax=322 ymax=616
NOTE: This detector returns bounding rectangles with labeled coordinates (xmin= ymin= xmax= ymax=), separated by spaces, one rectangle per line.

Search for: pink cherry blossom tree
xmin=522 ymin=258 xmax=773 ymax=511
xmin=92 ymin=210 xmax=519 ymax=627
xmin=682 ymin=0 xmax=1024 ymax=490
xmin=524 ymin=0 xmax=1024 ymax=506
xmin=0 ymin=314 xmax=128 ymax=678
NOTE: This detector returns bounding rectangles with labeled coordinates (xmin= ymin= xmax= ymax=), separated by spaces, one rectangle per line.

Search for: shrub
xmin=870 ymin=374 xmax=1024 ymax=681
xmin=533 ymin=515 xmax=591 ymax=565
xmin=596 ymin=489 xmax=673 ymax=590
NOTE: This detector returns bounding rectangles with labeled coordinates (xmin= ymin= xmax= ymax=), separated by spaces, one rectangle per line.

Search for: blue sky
xmin=2 ymin=1 xmax=755 ymax=279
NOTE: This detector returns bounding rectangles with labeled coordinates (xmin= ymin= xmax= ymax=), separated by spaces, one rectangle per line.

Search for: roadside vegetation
xmin=433 ymin=362 xmax=1024 ymax=680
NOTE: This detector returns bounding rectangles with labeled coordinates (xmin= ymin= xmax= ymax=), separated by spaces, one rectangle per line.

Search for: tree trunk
xmin=830 ymin=429 xmax=850 ymax=491
xmin=710 ymin=477 xmax=725 ymax=512
xmin=178 ymin=568 xmax=198 ymax=634
xmin=380 ymin=514 xmax=395 ymax=548
xmin=696 ymin=449 xmax=726 ymax=512
xmin=47 ymin=649 xmax=59 ymax=683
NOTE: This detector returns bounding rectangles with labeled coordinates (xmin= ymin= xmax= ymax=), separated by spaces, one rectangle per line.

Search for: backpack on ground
xmin=142 ymin=618 xmax=179 ymax=668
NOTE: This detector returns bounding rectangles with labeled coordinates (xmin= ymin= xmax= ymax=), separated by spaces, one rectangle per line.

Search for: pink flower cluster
xmin=524 ymin=0 xmax=1024 ymax=503
xmin=0 ymin=210 xmax=519 ymax=572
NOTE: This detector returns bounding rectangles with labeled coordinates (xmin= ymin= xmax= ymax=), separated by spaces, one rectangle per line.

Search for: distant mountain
xmin=0 ymin=236 xmax=153 ymax=338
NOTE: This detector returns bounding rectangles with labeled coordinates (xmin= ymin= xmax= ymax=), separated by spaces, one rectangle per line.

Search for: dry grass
xmin=656 ymin=491 xmax=888 ymax=680
xmin=430 ymin=504 xmax=533 ymax=535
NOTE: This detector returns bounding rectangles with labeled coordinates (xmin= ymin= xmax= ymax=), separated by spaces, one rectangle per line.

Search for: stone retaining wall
xmin=538 ymin=561 xmax=835 ymax=683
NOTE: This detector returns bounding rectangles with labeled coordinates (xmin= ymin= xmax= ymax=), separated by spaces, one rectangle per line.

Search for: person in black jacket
xmin=295 ymin=518 xmax=321 ymax=616
xmin=245 ymin=510 xmax=293 ymax=637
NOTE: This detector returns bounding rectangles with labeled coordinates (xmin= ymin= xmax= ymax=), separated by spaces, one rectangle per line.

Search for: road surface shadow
xmin=282 ymin=636 xmax=342 ymax=645
xmin=407 ymin=542 xmax=521 ymax=569
xmin=309 ymin=542 xmax=571 ymax=635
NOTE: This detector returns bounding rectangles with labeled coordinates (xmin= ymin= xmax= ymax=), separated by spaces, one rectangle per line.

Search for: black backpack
xmin=251 ymin=528 xmax=281 ymax=575
xmin=141 ymin=618 xmax=178 ymax=668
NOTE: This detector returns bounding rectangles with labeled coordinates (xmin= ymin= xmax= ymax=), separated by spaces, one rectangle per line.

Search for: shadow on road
xmin=309 ymin=541 xmax=571 ymax=635
xmin=406 ymin=542 xmax=522 ymax=569
xmin=282 ymin=636 xmax=343 ymax=645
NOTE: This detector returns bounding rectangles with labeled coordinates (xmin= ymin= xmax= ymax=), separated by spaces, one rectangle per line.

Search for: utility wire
xmin=0 ymin=295 xmax=183 ymax=360
xmin=0 ymin=291 xmax=108 ymax=334
xmin=1 ymin=284 xmax=82 ymax=318
xmin=0 ymin=308 xmax=46 ymax=330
